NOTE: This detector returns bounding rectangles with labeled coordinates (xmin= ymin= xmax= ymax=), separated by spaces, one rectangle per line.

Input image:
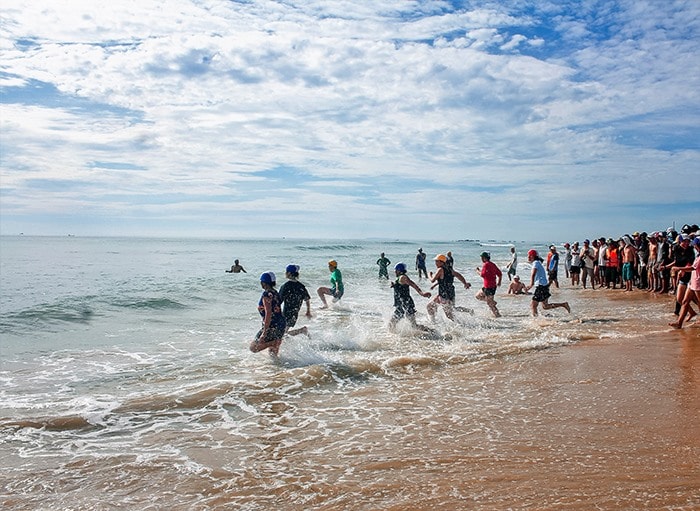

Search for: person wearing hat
xmin=415 ymin=248 xmax=428 ymax=279
xmin=427 ymin=253 xmax=471 ymax=322
xmin=376 ymin=252 xmax=391 ymax=280
xmin=389 ymin=262 xmax=432 ymax=333
xmin=317 ymin=260 xmax=344 ymax=309
xmin=563 ymin=243 xmax=572 ymax=280
xmin=662 ymin=235 xmax=695 ymax=315
xmin=507 ymin=275 xmax=529 ymax=295
xmin=279 ymin=264 xmax=312 ymax=337
xmin=525 ymin=249 xmax=570 ymax=316
xmin=580 ymin=239 xmax=596 ymax=289
xmin=250 ymin=272 xmax=286 ymax=356
xmin=669 ymin=237 xmax=700 ymax=329
xmin=475 ymin=251 xmax=502 ymax=318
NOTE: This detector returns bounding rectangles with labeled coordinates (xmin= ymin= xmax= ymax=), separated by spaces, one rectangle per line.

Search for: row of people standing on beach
xmin=557 ymin=223 xmax=699 ymax=329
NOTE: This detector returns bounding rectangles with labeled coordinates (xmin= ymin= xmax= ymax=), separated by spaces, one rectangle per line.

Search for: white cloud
xmin=1 ymin=0 xmax=698 ymax=240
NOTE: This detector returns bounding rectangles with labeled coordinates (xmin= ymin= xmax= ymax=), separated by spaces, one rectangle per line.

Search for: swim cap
xmin=527 ymin=249 xmax=538 ymax=258
xmin=394 ymin=262 xmax=407 ymax=273
xmin=480 ymin=251 xmax=490 ymax=260
xmin=328 ymin=260 xmax=337 ymax=268
xmin=260 ymin=272 xmax=275 ymax=285
xmin=434 ymin=254 xmax=447 ymax=263
xmin=285 ymin=264 xmax=300 ymax=274
xmin=692 ymin=237 xmax=700 ymax=247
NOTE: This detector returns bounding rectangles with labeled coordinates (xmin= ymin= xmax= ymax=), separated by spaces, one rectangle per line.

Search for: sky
xmin=1 ymin=0 xmax=698 ymax=242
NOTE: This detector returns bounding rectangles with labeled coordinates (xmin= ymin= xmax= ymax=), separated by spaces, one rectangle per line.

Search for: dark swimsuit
xmin=438 ymin=267 xmax=455 ymax=301
xmin=393 ymin=277 xmax=416 ymax=319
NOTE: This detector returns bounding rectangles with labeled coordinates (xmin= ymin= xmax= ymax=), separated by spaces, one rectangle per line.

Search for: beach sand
xmin=247 ymin=290 xmax=700 ymax=510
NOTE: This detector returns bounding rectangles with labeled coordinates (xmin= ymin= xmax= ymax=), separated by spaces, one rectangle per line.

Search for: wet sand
xmin=2 ymin=289 xmax=699 ymax=510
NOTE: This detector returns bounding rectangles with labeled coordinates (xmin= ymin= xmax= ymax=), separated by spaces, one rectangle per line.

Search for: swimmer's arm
xmin=453 ymin=270 xmax=471 ymax=289
xmin=405 ymin=276 xmax=430 ymax=297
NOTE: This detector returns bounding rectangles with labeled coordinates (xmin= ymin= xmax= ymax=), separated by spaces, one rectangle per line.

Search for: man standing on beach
xmin=621 ymin=237 xmax=637 ymax=292
xmin=580 ymin=240 xmax=596 ymax=289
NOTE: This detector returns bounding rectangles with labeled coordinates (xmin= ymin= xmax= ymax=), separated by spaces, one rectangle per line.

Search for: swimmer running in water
xmin=388 ymin=262 xmax=432 ymax=333
xmin=279 ymin=264 xmax=312 ymax=337
xmin=317 ymin=259 xmax=344 ymax=309
xmin=427 ymin=253 xmax=471 ymax=322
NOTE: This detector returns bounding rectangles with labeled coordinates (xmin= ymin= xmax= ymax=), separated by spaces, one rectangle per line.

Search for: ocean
xmin=1 ymin=236 xmax=698 ymax=510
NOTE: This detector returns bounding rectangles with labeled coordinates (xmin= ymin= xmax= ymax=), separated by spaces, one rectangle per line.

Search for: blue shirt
xmin=533 ymin=260 xmax=548 ymax=286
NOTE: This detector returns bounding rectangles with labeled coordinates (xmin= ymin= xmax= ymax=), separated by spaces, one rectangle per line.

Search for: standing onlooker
xmin=415 ymin=248 xmax=428 ymax=279
xmin=563 ymin=243 xmax=572 ymax=279
xmin=570 ymin=242 xmax=581 ymax=287
xmin=475 ymin=251 xmax=502 ymax=318
xmin=580 ymin=240 xmax=596 ymax=289
xmin=596 ymin=237 xmax=607 ymax=288
xmin=621 ymin=236 xmax=637 ymax=292
xmin=547 ymin=245 xmax=560 ymax=288
xmin=506 ymin=247 xmax=518 ymax=281
xmin=669 ymin=237 xmax=700 ymax=329
xmin=376 ymin=253 xmax=391 ymax=280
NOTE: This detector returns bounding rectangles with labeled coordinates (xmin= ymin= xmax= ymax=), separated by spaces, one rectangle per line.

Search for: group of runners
xmin=245 ymin=222 xmax=698 ymax=356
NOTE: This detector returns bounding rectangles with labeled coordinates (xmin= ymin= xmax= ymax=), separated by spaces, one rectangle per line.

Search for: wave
xmin=0 ymin=300 xmax=96 ymax=334
xmin=294 ymin=244 xmax=364 ymax=251
xmin=111 ymin=297 xmax=187 ymax=310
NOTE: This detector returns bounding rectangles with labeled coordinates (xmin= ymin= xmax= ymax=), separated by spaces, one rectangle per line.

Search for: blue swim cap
xmin=394 ymin=262 xmax=407 ymax=273
xmin=286 ymin=264 xmax=300 ymax=274
xmin=260 ymin=272 xmax=275 ymax=285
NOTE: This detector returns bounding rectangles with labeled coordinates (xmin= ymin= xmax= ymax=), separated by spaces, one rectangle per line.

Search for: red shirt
xmin=480 ymin=261 xmax=502 ymax=288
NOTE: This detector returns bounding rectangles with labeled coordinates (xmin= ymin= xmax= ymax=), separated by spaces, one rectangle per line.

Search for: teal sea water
xmin=1 ymin=236 xmax=696 ymax=510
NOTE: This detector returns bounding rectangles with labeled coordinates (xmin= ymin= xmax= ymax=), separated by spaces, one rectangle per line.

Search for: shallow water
xmin=1 ymin=236 xmax=698 ymax=510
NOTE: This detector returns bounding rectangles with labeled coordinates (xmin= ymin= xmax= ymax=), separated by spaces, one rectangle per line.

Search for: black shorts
xmin=482 ymin=287 xmax=497 ymax=297
xmin=255 ymin=326 xmax=285 ymax=343
xmin=532 ymin=285 xmax=551 ymax=303
xmin=570 ymin=266 xmax=580 ymax=275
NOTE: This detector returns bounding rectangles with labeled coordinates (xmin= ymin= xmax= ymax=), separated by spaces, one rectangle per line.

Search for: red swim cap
xmin=527 ymin=249 xmax=538 ymax=258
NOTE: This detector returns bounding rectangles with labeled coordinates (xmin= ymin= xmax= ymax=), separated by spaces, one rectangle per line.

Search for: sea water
xmin=1 ymin=236 xmax=697 ymax=510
